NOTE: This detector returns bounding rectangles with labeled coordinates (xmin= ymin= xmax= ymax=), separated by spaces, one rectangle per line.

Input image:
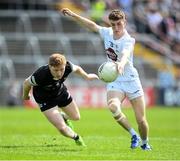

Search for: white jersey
xmin=98 ymin=27 xmax=139 ymax=81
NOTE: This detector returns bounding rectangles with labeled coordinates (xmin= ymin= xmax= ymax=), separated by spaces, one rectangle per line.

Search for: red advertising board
xmin=69 ymin=86 xmax=155 ymax=108
xmin=24 ymin=86 xmax=155 ymax=108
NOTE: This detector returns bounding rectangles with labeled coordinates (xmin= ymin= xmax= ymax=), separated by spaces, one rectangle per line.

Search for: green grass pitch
xmin=0 ymin=106 xmax=180 ymax=160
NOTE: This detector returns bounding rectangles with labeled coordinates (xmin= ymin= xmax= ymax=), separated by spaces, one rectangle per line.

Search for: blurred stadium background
xmin=0 ymin=0 xmax=180 ymax=108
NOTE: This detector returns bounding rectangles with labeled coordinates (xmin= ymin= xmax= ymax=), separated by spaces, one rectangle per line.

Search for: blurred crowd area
xmin=0 ymin=0 xmax=179 ymax=55
xmin=59 ymin=0 xmax=180 ymax=55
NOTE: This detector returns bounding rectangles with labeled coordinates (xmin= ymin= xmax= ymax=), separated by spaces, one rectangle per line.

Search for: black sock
xmin=73 ymin=134 xmax=79 ymax=140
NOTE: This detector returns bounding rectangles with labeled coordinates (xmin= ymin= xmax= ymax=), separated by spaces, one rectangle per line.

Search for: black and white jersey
xmin=29 ymin=61 xmax=73 ymax=102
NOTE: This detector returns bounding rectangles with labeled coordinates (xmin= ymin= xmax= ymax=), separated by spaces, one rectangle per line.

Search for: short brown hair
xmin=48 ymin=53 xmax=66 ymax=67
xmin=108 ymin=9 xmax=126 ymax=21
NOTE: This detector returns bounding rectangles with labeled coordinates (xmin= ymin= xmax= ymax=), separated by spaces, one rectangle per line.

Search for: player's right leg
xmin=107 ymin=90 xmax=140 ymax=149
xmin=107 ymin=91 xmax=130 ymax=130
xmin=43 ymin=106 xmax=86 ymax=146
xmin=43 ymin=106 xmax=76 ymax=138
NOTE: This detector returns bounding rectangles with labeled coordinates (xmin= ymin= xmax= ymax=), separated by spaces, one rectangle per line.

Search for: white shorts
xmin=107 ymin=78 xmax=144 ymax=100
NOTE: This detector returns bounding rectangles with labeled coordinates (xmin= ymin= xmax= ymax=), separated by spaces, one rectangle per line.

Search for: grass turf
xmin=0 ymin=106 xmax=180 ymax=160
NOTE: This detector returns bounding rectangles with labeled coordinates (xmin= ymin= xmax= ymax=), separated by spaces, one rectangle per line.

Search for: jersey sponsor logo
xmin=106 ymin=48 xmax=118 ymax=61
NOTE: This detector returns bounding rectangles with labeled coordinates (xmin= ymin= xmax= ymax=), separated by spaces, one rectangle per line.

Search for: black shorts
xmin=35 ymin=90 xmax=73 ymax=112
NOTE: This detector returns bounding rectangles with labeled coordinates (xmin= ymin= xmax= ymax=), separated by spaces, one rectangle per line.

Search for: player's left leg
xmin=61 ymin=99 xmax=80 ymax=121
xmin=130 ymin=96 xmax=151 ymax=150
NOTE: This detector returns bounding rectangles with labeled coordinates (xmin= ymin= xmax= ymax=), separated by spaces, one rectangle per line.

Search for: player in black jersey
xmin=22 ymin=53 xmax=98 ymax=146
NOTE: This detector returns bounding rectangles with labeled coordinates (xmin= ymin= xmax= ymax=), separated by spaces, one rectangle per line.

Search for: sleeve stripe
xmin=69 ymin=61 xmax=77 ymax=72
xmin=29 ymin=76 xmax=37 ymax=86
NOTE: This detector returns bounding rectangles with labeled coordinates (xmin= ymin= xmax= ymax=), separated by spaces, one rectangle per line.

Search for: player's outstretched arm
xmin=61 ymin=8 xmax=100 ymax=33
xmin=22 ymin=77 xmax=32 ymax=100
xmin=74 ymin=65 xmax=99 ymax=80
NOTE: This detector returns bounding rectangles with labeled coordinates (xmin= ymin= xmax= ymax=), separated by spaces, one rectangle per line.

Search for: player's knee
xmin=107 ymin=98 xmax=120 ymax=113
xmin=72 ymin=115 xmax=80 ymax=121
xmin=71 ymin=113 xmax=80 ymax=121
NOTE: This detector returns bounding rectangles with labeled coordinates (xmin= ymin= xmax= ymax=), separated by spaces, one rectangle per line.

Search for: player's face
xmin=49 ymin=65 xmax=65 ymax=79
xmin=110 ymin=19 xmax=126 ymax=39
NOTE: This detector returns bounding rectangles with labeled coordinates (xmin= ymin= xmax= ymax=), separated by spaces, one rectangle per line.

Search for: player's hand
xmin=61 ymin=8 xmax=75 ymax=17
xmin=115 ymin=62 xmax=124 ymax=75
xmin=87 ymin=74 xmax=99 ymax=80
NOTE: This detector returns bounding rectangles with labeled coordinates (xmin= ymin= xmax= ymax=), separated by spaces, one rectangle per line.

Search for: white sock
xmin=142 ymin=139 xmax=148 ymax=145
xmin=129 ymin=128 xmax=138 ymax=136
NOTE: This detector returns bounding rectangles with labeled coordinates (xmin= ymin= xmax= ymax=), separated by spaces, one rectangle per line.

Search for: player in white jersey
xmin=61 ymin=8 xmax=151 ymax=150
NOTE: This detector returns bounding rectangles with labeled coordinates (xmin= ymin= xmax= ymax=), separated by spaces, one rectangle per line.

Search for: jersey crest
xmin=106 ymin=48 xmax=118 ymax=61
